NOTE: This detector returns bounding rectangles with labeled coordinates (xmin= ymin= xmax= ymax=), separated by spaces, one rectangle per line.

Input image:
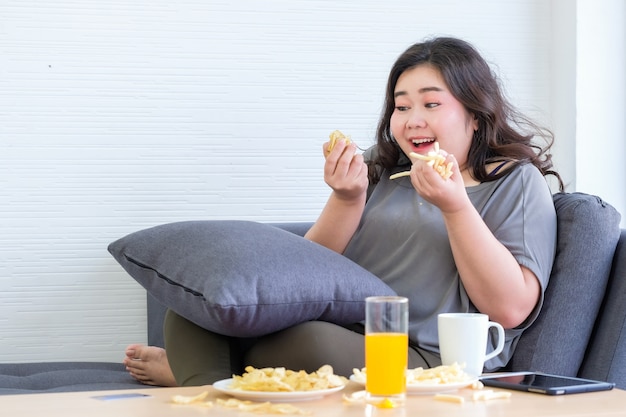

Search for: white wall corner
xmin=549 ymin=0 xmax=578 ymax=193
xmin=575 ymin=0 xmax=626 ymax=225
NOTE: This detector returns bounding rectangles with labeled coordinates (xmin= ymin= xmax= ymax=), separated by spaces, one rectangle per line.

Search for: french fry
xmin=471 ymin=380 xmax=484 ymax=390
xmin=434 ymin=393 xmax=465 ymax=404
xmin=472 ymin=389 xmax=512 ymax=401
xmin=389 ymin=171 xmax=411 ymax=180
xmin=171 ymin=390 xmax=211 ymax=405
xmin=342 ymin=390 xmax=367 ymax=404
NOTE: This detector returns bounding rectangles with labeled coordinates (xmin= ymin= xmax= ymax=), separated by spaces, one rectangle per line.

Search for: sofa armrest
xmin=508 ymin=193 xmax=621 ymax=376
xmin=579 ymin=229 xmax=626 ymax=389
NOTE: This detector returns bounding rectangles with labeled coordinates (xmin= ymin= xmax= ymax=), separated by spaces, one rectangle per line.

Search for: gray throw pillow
xmin=108 ymin=220 xmax=396 ymax=337
xmin=508 ymin=192 xmax=622 ymax=375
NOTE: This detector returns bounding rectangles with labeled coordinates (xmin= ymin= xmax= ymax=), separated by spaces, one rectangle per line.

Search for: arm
xmin=410 ymin=156 xmax=543 ymax=329
xmin=442 ymin=201 xmax=541 ymax=329
xmin=304 ymin=140 xmax=369 ymax=254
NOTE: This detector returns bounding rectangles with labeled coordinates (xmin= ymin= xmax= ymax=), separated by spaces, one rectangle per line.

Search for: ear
xmin=472 ymin=114 xmax=479 ymax=131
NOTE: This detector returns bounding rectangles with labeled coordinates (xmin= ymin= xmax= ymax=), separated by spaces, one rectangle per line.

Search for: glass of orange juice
xmin=365 ymin=296 xmax=408 ymax=408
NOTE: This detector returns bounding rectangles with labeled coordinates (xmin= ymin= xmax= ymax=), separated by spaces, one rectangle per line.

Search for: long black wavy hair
xmin=371 ymin=36 xmax=564 ymax=191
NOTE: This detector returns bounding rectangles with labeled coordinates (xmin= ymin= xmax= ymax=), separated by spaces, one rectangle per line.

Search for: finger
xmin=323 ymin=144 xmax=357 ymax=185
xmin=411 ymin=161 xmax=445 ymax=194
xmin=332 ymin=143 xmax=359 ymax=176
xmin=347 ymin=153 xmax=367 ymax=181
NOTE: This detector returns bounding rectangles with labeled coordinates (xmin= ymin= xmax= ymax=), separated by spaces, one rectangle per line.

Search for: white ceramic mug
xmin=437 ymin=313 xmax=505 ymax=377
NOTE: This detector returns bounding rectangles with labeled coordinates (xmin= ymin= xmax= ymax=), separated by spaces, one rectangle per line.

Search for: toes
xmin=124 ymin=358 xmax=146 ymax=372
xmin=125 ymin=344 xmax=143 ymax=359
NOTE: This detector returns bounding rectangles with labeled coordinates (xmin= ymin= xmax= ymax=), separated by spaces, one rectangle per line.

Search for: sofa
xmin=1 ymin=192 xmax=624 ymax=394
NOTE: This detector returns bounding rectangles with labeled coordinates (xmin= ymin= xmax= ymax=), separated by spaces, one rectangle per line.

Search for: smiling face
xmin=390 ymin=64 xmax=478 ymax=171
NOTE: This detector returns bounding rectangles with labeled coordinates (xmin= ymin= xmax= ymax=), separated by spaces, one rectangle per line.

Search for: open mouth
xmin=411 ymin=138 xmax=436 ymax=152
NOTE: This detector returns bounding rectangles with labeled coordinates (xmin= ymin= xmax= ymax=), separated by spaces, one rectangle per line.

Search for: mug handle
xmin=484 ymin=321 xmax=505 ymax=361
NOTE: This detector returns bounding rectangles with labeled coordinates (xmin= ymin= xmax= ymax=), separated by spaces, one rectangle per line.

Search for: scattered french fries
xmin=173 ymin=364 xmax=511 ymax=412
xmin=389 ymin=142 xmax=453 ymax=180
xmin=172 ymin=393 xmax=311 ymax=415
xmin=217 ymin=398 xmax=311 ymax=415
xmin=434 ymin=388 xmax=511 ymax=405
xmin=472 ymin=389 xmax=512 ymax=401
xmin=171 ymin=391 xmax=210 ymax=405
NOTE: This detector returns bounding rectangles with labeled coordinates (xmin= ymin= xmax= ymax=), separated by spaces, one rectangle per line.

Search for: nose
xmin=406 ymin=108 xmax=426 ymax=129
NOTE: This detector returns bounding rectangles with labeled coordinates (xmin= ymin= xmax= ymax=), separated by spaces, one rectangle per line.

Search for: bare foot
xmin=123 ymin=344 xmax=178 ymax=387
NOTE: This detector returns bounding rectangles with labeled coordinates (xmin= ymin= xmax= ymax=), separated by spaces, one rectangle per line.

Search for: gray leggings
xmin=164 ymin=309 xmax=441 ymax=386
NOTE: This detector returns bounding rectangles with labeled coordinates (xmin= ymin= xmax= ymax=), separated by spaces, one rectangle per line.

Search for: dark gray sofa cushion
xmin=108 ymin=220 xmax=396 ymax=338
xmin=0 ymin=362 xmax=147 ymax=395
xmin=579 ymin=229 xmax=626 ymax=386
xmin=508 ymin=192 xmax=622 ymax=375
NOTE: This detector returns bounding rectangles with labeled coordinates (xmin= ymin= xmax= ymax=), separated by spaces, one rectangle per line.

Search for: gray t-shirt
xmin=343 ymin=159 xmax=557 ymax=370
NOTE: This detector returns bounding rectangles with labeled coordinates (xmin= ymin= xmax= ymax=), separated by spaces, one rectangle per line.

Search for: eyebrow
xmin=394 ymin=86 xmax=444 ymax=98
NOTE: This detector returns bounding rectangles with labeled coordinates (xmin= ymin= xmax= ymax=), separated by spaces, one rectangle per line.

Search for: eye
xmin=395 ymin=106 xmax=409 ymax=111
xmin=425 ymin=102 xmax=440 ymax=108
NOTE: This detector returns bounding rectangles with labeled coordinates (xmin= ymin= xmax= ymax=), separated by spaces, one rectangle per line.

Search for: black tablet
xmin=480 ymin=372 xmax=615 ymax=395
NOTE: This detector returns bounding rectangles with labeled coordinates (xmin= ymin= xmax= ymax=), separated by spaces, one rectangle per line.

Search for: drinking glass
xmin=365 ymin=296 xmax=409 ymax=408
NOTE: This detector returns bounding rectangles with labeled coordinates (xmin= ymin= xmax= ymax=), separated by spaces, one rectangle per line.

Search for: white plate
xmin=349 ymin=375 xmax=477 ymax=395
xmin=212 ymin=378 xmax=346 ymax=402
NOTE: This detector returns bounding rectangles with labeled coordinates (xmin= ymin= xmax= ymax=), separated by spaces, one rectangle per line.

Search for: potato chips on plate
xmin=213 ymin=365 xmax=347 ymax=402
xmin=214 ymin=379 xmax=345 ymax=402
xmin=350 ymin=363 xmax=478 ymax=395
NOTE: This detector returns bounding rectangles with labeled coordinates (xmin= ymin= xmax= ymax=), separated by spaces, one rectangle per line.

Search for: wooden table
xmin=2 ymin=382 xmax=625 ymax=416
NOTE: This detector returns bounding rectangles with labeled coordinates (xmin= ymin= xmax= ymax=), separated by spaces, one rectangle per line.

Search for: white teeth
xmin=412 ymin=139 xmax=435 ymax=145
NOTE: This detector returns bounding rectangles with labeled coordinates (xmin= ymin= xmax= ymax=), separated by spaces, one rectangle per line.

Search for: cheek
xmin=389 ymin=113 xmax=404 ymax=137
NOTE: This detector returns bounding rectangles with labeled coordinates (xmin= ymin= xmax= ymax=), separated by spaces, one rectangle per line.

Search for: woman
xmin=125 ymin=36 xmax=563 ymax=387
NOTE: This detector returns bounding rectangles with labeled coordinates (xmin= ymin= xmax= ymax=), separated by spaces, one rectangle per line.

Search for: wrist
xmin=332 ymin=190 xmax=366 ymax=206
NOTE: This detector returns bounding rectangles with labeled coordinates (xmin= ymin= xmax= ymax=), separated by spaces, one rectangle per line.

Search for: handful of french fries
xmin=390 ymin=141 xmax=453 ymax=180
xmin=327 ymin=130 xmax=351 ymax=153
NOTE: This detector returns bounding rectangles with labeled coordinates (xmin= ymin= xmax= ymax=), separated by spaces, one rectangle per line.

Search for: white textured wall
xmin=548 ymin=0 xmax=626 ymax=226
xmin=575 ymin=0 xmax=626 ymax=219
xmin=1 ymin=0 xmax=555 ymax=362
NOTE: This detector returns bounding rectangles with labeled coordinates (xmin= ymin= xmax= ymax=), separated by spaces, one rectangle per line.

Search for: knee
xmin=290 ymin=321 xmax=364 ymax=375
xmin=245 ymin=321 xmax=363 ymax=376
xmin=283 ymin=321 xmax=339 ymax=352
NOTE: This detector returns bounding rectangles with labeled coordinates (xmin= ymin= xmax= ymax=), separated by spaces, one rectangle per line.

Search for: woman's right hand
xmin=322 ymin=139 xmax=369 ymax=201
xmin=305 ymin=139 xmax=368 ymax=253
